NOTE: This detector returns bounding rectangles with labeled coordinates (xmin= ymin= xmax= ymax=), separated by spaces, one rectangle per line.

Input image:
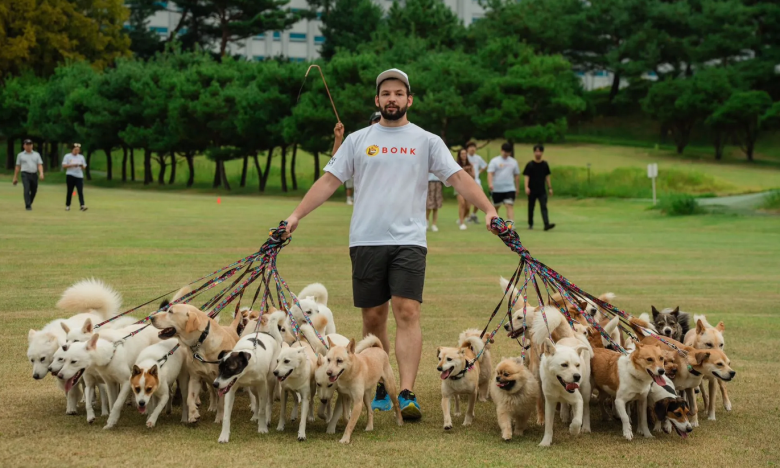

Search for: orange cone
xmin=217 ymin=197 xmax=221 ymax=205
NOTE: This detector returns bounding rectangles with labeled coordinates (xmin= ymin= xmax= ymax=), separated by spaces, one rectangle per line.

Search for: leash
xmin=297 ymin=65 xmax=340 ymax=123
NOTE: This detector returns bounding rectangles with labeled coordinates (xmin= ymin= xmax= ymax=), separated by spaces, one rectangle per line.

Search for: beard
xmin=380 ymin=102 xmax=408 ymax=121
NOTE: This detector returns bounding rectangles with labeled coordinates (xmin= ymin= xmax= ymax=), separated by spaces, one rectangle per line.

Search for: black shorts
xmin=492 ymin=191 xmax=516 ymax=206
xmin=349 ymin=245 xmax=427 ymax=308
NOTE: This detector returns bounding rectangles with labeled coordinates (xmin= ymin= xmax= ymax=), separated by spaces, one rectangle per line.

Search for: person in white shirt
xmin=12 ymin=139 xmax=44 ymax=211
xmin=487 ymin=142 xmax=521 ymax=228
xmin=465 ymin=141 xmax=487 ymax=224
xmin=283 ymin=68 xmax=498 ymax=420
xmin=62 ymin=143 xmax=88 ymax=211
xmin=425 ymin=172 xmax=443 ymax=232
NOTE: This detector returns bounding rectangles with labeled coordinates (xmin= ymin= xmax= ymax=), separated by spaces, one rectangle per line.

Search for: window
xmin=254 ymin=56 xmax=265 ymax=62
xmin=154 ymin=1 xmax=168 ymax=7
xmin=150 ymin=26 xmax=168 ymax=35
xmin=471 ymin=16 xmax=482 ymax=23
xmin=255 ymin=33 xmax=265 ymax=40
xmin=575 ymin=71 xmax=585 ymax=77
xmin=290 ymin=33 xmax=306 ymax=42
xmin=595 ymin=70 xmax=607 ymax=77
xmin=273 ymin=31 xmax=281 ymax=41
xmin=289 ymin=57 xmax=306 ymax=63
xmin=314 ymin=35 xmax=325 ymax=45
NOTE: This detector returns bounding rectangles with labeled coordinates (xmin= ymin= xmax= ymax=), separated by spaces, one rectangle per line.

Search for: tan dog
xmin=684 ymin=314 xmax=731 ymax=420
xmin=590 ymin=342 xmax=667 ymax=440
xmin=150 ymin=303 xmax=241 ymax=423
xmin=437 ymin=335 xmax=485 ymax=430
xmin=490 ymin=357 xmax=539 ymax=441
xmin=459 ymin=329 xmax=493 ymax=402
xmin=323 ymin=335 xmax=403 ymax=443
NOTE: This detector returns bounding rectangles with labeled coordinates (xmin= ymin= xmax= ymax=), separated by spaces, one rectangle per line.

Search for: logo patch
xmin=366 ymin=145 xmax=379 ymax=157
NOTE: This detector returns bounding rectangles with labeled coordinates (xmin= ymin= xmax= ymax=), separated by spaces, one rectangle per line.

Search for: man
xmin=523 ymin=144 xmax=555 ymax=231
xmin=465 ymin=141 xmax=487 ymax=224
xmin=62 ymin=143 xmax=88 ymax=212
xmin=283 ymin=69 xmax=498 ymax=421
xmin=487 ymin=142 xmax=520 ymax=229
xmin=338 ymin=112 xmax=381 ymax=205
xmin=12 ymin=139 xmax=45 ymax=211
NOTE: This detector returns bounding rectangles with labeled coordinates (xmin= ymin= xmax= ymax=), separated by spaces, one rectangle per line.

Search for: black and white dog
xmin=651 ymin=306 xmax=690 ymax=342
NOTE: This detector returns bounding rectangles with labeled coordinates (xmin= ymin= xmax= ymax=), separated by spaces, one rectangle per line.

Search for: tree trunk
xmin=291 ymin=144 xmax=298 ymax=190
xmin=713 ymin=134 xmax=725 ymax=160
xmin=252 ymin=152 xmax=263 ymax=191
xmin=143 ymin=148 xmax=153 ymax=184
xmin=105 ymin=147 xmax=113 ymax=180
xmin=213 ymin=160 xmax=221 ymax=188
xmin=608 ymin=72 xmax=621 ymax=102
xmin=5 ymin=138 xmax=14 ymax=170
xmin=130 ymin=148 xmax=136 ymax=181
xmin=168 ymin=151 xmax=176 ymax=184
xmin=121 ymin=146 xmax=128 ymax=181
xmin=85 ymin=150 xmax=93 ymax=180
xmin=185 ymin=152 xmax=195 ymax=187
xmin=240 ymin=155 xmax=248 ymax=187
xmin=260 ymin=147 xmax=273 ymax=192
xmin=280 ymin=144 xmax=288 ymax=193
xmin=157 ymin=154 xmax=167 ymax=184
xmin=219 ymin=160 xmax=231 ymax=190
xmin=50 ymin=141 xmax=59 ymax=169
xmin=313 ymin=151 xmax=320 ymax=181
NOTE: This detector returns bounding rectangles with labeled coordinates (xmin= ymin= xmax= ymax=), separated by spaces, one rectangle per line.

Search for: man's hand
xmin=525 ymin=187 xmax=531 ymax=196
xmin=334 ymin=122 xmax=344 ymax=140
xmin=548 ymin=188 xmax=553 ymax=196
xmin=488 ymin=184 xmax=494 ymax=192
xmin=39 ymin=173 xmax=44 ymax=181
xmin=12 ymin=178 xmax=18 ymax=186
xmin=282 ymin=215 xmax=299 ymax=239
xmin=485 ymin=209 xmax=499 ymax=234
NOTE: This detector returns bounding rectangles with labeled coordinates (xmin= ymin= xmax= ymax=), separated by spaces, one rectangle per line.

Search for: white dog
xmin=274 ymin=341 xmax=317 ymax=441
xmin=130 ymin=340 xmax=190 ymax=428
xmin=290 ymin=283 xmax=336 ymax=336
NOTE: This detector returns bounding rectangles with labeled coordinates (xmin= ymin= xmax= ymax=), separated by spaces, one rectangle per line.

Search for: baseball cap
xmin=376 ymin=68 xmax=411 ymax=93
xmin=23 ymin=139 xmax=32 ymax=144
xmin=369 ymin=111 xmax=381 ymax=124
xmin=73 ymin=143 xmax=82 ymax=148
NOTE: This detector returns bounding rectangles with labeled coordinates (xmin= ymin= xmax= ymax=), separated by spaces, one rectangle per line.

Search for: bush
xmin=761 ymin=191 xmax=780 ymax=211
xmin=660 ymin=194 xmax=705 ymax=216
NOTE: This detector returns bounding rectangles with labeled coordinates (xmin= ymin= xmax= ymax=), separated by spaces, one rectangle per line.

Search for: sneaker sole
xmin=401 ymin=404 xmax=422 ymax=420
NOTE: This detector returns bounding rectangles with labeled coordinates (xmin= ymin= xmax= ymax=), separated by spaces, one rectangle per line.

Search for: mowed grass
xmin=1 ymin=182 xmax=779 ymax=467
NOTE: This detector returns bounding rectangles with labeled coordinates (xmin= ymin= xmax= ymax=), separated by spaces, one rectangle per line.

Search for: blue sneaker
xmin=372 ymin=382 xmax=392 ymax=412
xmin=398 ymin=389 xmax=421 ymax=421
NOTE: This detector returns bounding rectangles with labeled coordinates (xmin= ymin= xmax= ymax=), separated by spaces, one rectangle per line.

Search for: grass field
xmin=2 ymin=182 xmax=780 ymax=467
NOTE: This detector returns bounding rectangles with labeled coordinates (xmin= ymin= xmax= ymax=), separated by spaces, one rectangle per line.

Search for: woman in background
xmin=455 ymin=148 xmax=474 ymax=230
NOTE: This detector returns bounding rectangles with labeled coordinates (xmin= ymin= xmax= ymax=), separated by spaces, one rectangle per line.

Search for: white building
xmin=145 ymin=1 xmax=612 ymax=90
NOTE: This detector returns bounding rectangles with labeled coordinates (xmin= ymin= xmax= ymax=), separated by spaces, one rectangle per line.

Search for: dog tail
xmin=598 ymin=292 xmax=616 ymax=303
xmin=628 ymin=316 xmax=655 ymax=338
xmin=172 ymin=285 xmax=192 ymax=302
xmin=263 ymin=311 xmax=286 ymax=345
xmin=355 ymin=334 xmax=383 ymax=353
xmin=459 ymin=335 xmax=485 ymax=362
xmin=297 ymin=283 xmax=328 ymax=306
xmin=56 ymin=278 xmax=122 ymax=319
xmin=601 ymin=316 xmax=621 ymax=348
xmin=693 ymin=314 xmax=711 ymax=329
xmin=530 ymin=306 xmax=572 ymax=342
xmin=499 ymin=276 xmax=523 ymax=306
xmin=300 ymin=324 xmax=328 ymax=355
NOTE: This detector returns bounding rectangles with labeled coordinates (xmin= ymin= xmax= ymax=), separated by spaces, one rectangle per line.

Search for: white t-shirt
xmin=427 ymin=173 xmax=441 ymax=182
xmin=325 ymin=123 xmax=461 ymax=247
xmin=488 ymin=156 xmax=520 ymax=193
xmin=468 ymin=154 xmax=487 ymax=185
xmin=62 ymin=153 xmax=87 ymax=178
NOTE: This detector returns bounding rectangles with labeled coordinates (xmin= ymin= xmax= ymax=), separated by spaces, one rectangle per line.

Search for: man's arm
xmin=38 ymin=164 xmax=44 ymax=180
xmin=514 ymin=174 xmax=519 ymax=193
xmin=284 ymin=173 xmax=343 ymax=236
xmin=546 ymin=175 xmax=553 ymax=195
xmin=12 ymin=165 xmax=20 ymax=185
xmin=331 ymin=122 xmax=344 ymax=155
xmin=524 ymin=175 xmax=531 ymax=195
xmin=448 ymin=170 xmax=498 ymax=232
xmin=487 ymin=171 xmax=494 ymax=192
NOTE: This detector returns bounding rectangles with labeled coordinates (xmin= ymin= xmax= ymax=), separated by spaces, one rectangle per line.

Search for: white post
xmin=647 ymin=163 xmax=658 ymax=205
xmin=652 ymin=177 xmax=657 ymax=205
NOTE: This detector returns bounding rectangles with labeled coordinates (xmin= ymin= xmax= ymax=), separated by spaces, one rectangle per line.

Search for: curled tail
xmin=355 ymin=334 xmax=383 ymax=353
xmin=56 ymin=278 xmax=122 ymax=319
xmin=300 ymin=323 xmax=328 ymax=355
xmin=530 ymin=306 xmax=571 ymax=342
xmin=297 ymin=283 xmax=328 ymax=306
xmin=459 ymin=336 xmax=485 ymax=362
xmin=499 ymin=276 xmax=521 ymax=306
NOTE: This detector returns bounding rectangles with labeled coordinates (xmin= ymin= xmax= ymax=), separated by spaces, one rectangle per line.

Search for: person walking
xmin=12 ymin=139 xmax=44 ymax=211
xmin=455 ymin=148 xmax=475 ymax=230
xmin=62 ymin=143 xmax=88 ymax=212
xmin=487 ymin=142 xmax=520 ymax=229
xmin=425 ymin=173 xmax=443 ymax=232
xmin=465 ymin=141 xmax=487 ymax=224
xmin=282 ymin=68 xmax=498 ymax=421
xmin=523 ymin=144 xmax=555 ymax=231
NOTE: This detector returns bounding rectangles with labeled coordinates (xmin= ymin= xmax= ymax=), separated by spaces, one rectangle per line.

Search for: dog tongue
xmin=139 ymin=406 xmax=147 ymax=414
xmin=652 ymin=374 xmax=666 ymax=386
xmin=565 ymin=382 xmax=579 ymax=392
xmin=440 ymin=369 xmax=452 ymax=380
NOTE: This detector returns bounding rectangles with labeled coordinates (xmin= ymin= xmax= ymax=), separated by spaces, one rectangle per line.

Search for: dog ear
xmin=239 ymin=351 xmax=252 ymax=364
xmin=651 ymin=306 xmax=660 ymax=320
xmin=696 ymin=319 xmax=706 ymax=334
xmin=82 ymin=318 xmax=93 ymax=334
xmin=436 ymin=347 xmax=442 ymax=360
xmin=184 ymin=312 xmax=200 ymax=334
xmin=160 ymin=299 xmax=170 ymax=309
xmin=317 ymin=354 xmax=324 ymax=365
xmin=716 ymin=321 xmax=725 ymax=332
xmin=542 ymin=338 xmax=556 ymax=357
xmin=670 ymin=307 xmax=680 ymax=318
xmin=86 ymin=333 xmax=99 ymax=351
xmin=654 ymin=399 xmax=669 ymax=424
xmin=281 ymin=342 xmax=290 ymax=349
xmin=347 ymin=339 xmax=356 ymax=354
xmin=218 ymin=350 xmax=230 ymax=360
xmin=132 ymin=365 xmax=143 ymax=376
xmin=696 ymin=351 xmax=710 ymax=366
xmin=60 ymin=322 xmax=71 ymax=334
xmin=148 ymin=364 xmax=158 ymax=377
xmin=28 ymin=329 xmax=37 ymax=342
xmin=327 ymin=336 xmax=335 ymax=348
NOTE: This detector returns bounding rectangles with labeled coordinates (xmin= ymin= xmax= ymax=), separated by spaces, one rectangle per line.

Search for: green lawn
xmin=1 ymin=182 xmax=779 ymax=467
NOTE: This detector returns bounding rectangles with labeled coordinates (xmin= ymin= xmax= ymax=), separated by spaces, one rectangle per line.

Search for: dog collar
xmin=687 ymin=365 xmax=701 ymax=376
xmin=191 ymin=321 xmax=211 ymax=353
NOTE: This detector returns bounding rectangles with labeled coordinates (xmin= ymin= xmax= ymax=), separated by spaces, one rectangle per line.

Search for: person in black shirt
xmin=522 ymin=145 xmax=556 ymax=231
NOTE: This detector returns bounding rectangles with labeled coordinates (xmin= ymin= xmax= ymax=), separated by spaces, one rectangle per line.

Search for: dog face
xmin=62 ymin=318 xmax=95 ymax=346
xmin=214 ymin=351 xmax=251 ymax=396
xmin=436 ymin=346 xmax=468 ymax=380
xmin=57 ymin=334 xmax=99 ymax=393
xmin=503 ymin=306 xmax=538 ymax=339
xmin=27 ymin=329 xmax=59 ymax=380
xmin=631 ymin=341 xmax=667 ymax=385
xmin=131 ymin=364 xmax=160 ymax=413
xmin=494 ymin=357 xmax=530 ymax=393
xmin=655 ymin=397 xmax=693 ymax=438
xmin=652 ymin=306 xmax=683 ymax=339
xmin=541 ymin=339 xmax=582 ymax=393
xmin=314 ymin=354 xmax=337 ymax=404
xmin=273 ymin=345 xmax=307 ymax=382
xmin=694 ymin=319 xmax=725 ymax=350
xmin=150 ymin=304 xmax=205 ymax=341
xmin=323 ymin=339 xmax=355 ymax=383
xmin=697 ymin=349 xmax=736 ymax=381
xmin=661 ymin=349 xmax=679 ymax=380
xmin=278 ymin=320 xmax=297 ymax=345
xmin=291 ymin=297 xmax=319 ymax=323
xmin=48 ymin=346 xmax=68 ymax=376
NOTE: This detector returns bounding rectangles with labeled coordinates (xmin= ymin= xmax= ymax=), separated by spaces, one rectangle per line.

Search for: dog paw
xmin=276 ymin=425 xmax=285 ymax=432
xmin=444 ymin=425 xmax=452 ymax=431
xmin=536 ymin=417 xmax=545 ymax=426
xmin=146 ymin=420 xmax=156 ymax=428
xmin=87 ymin=417 xmax=95 ymax=424
xmin=339 ymin=437 xmax=350 ymax=444
xmin=581 ymin=425 xmax=591 ymax=434
xmin=66 ymin=410 xmax=78 ymax=416
xmin=258 ymin=427 xmax=268 ymax=434
xmin=538 ymin=439 xmax=552 ymax=447
xmin=643 ymin=432 xmax=653 ymax=439
xmin=102 ymin=424 xmax=114 ymax=430
xmin=708 ymin=415 xmax=717 ymax=421
xmin=623 ymin=430 xmax=633 ymax=441
xmin=218 ymin=435 xmax=229 ymax=444
xmin=298 ymin=435 xmax=306 ymax=442
xmin=569 ymin=423 xmax=581 ymax=436
xmin=724 ymin=402 xmax=732 ymax=412
xmin=462 ymin=419 xmax=473 ymax=427
xmin=453 ymin=412 xmax=461 ymax=417
xmin=503 ymin=437 xmax=512 ymax=443
xmin=326 ymin=428 xmax=336 ymax=434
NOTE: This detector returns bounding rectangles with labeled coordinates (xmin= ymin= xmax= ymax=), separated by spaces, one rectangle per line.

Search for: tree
xmin=124 ymin=0 xmax=168 ymax=60
xmin=318 ymin=0 xmax=382 ymax=60
xmin=706 ymin=91 xmax=773 ymax=161
xmin=176 ymin=0 xmax=305 ymax=57
xmin=0 ymin=74 xmax=44 ymax=168
xmin=379 ymin=0 xmax=466 ymax=52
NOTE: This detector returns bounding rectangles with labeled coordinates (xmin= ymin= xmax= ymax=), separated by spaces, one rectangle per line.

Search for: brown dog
xmin=490 ymin=357 xmax=539 ymax=441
